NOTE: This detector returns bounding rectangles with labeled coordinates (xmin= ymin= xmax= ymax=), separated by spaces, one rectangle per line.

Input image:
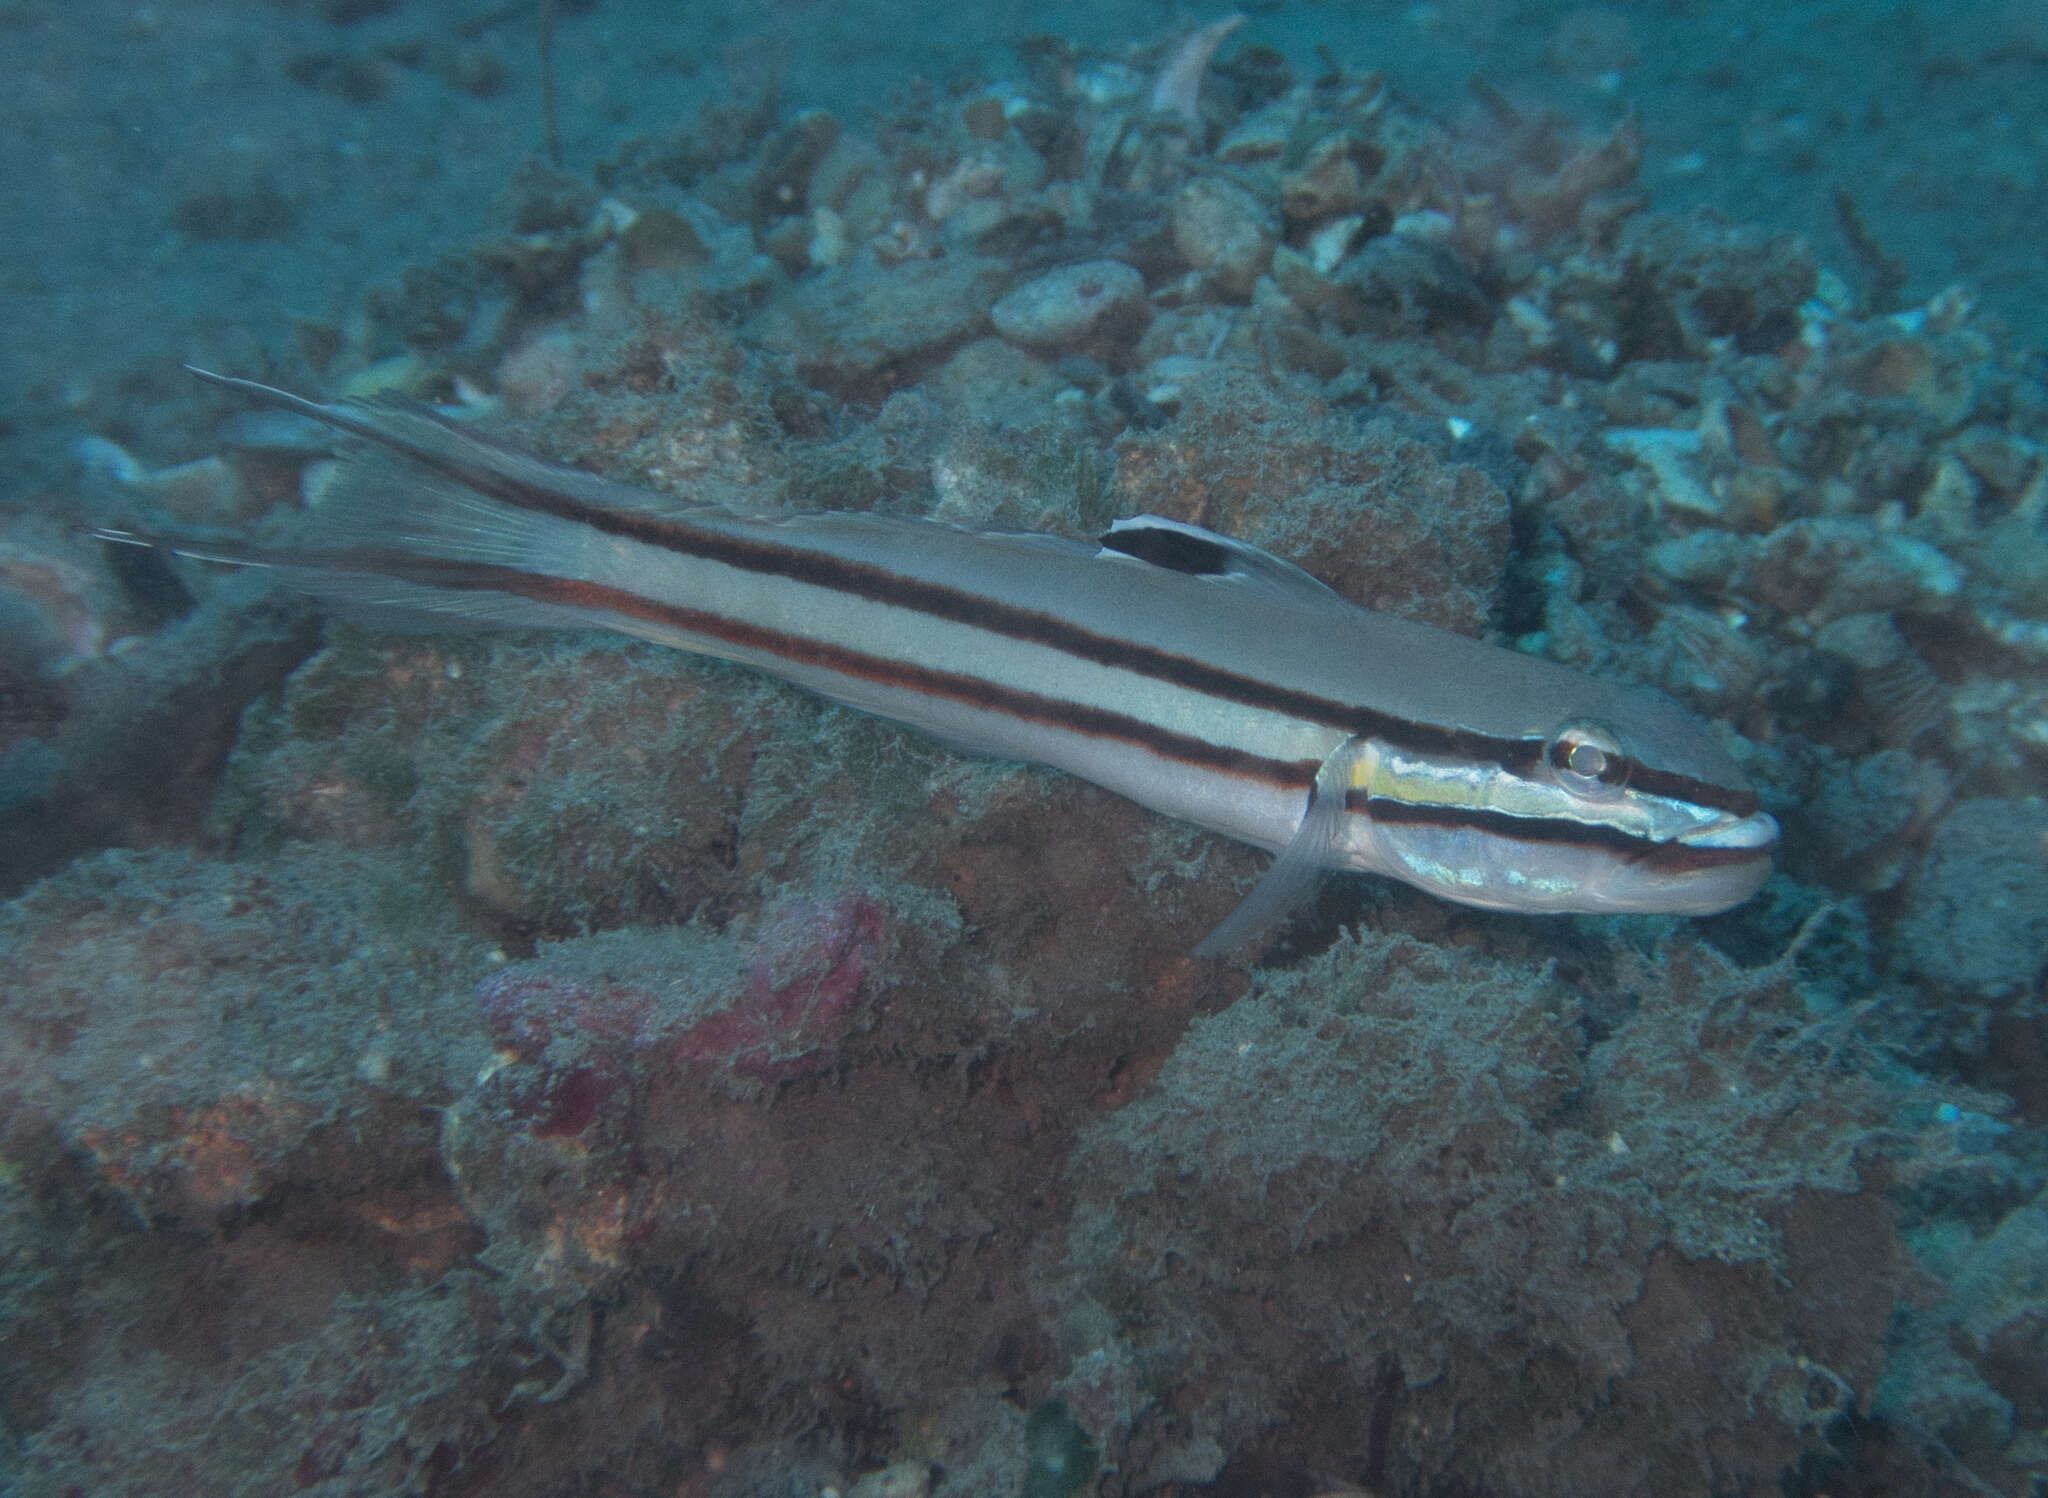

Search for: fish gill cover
xmin=1 ymin=2 xmax=2047 ymax=1497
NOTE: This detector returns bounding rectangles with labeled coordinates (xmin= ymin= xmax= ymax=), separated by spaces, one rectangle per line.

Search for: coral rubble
xmin=4 ymin=11 xmax=2048 ymax=1498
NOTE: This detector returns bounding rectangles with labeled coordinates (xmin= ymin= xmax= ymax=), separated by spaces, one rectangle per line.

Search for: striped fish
xmin=146 ymin=370 xmax=1778 ymax=954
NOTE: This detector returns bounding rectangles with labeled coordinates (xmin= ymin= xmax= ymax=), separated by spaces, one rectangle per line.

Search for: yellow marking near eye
xmin=1373 ymin=751 xmax=1498 ymax=811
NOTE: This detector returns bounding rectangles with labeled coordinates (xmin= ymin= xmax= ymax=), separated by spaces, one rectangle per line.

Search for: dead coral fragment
xmin=1150 ymin=12 xmax=1246 ymax=128
xmin=0 ymin=541 xmax=123 ymax=668
xmin=1813 ymin=612 xmax=1947 ymax=747
xmin=991 ymin=260 xmax=1151 ymax=352
xmin=1279 ymin=130 xmax=1387 ymax=226
xmin=1170 ymin=176 xmax=1276 ymax=299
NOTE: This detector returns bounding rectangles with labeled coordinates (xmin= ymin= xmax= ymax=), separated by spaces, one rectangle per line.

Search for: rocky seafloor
xmin=3 ymin=12 xmax=2048 ymax=1498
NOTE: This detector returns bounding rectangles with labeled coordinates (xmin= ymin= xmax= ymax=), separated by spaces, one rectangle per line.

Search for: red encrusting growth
xmin=671 ymin=895 xmax=888 ymax=1082
xmin=471 ymin=895 xmax=888 ymax=1141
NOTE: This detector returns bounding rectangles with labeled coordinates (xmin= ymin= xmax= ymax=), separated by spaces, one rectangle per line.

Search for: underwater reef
xmin=3 ymin=8 xmax=2048 ymax=1498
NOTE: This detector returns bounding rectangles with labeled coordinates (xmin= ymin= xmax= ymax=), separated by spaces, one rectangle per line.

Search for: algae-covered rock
xmin=1899 ymin=798 xmax=2048 ymax=997
xmin=1050 ymin=926 xmax=1928 ymax=1495
xmin=747 ymin=254 xmax=1006 ymax=396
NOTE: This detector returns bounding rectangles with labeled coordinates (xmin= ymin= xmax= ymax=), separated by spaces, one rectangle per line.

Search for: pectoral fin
xmin=1194 ymin=736 xmax=1367 ymax=958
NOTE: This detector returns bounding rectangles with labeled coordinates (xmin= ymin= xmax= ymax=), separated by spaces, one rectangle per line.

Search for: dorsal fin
xmin=1096 ymin=515 xmax=1344 ymax=608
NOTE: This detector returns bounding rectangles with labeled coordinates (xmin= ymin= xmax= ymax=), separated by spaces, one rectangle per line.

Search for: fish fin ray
xmin=1193 ymin=735 xmax=1366 ymax=958
xmin=187 ymin=367 xmax=712 ymax=528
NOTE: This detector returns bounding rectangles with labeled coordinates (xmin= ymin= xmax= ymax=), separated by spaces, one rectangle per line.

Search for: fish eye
xmin=1546 ymin=721 xmax=1627 ymax=793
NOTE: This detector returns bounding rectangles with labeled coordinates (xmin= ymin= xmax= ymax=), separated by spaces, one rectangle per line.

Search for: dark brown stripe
xmin=286 ymin=388 xmax=1755 ymax=818
xmin=1623 ymin=762 xmax=1757 ymax=815
xmin=355 ymin=552 xmax=1322 ymax=790
xmin=1354 ymin=794 xmax=1774 ymax=873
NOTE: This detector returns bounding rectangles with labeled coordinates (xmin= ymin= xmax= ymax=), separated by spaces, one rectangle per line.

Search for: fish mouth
xmin=1602 ymin=810 xmax=1779 ymax=914
xmin=1678 ymin=810 xmax=1781 ymax=853
xmin=1679 ymin=811 xmax=1781 ymax=909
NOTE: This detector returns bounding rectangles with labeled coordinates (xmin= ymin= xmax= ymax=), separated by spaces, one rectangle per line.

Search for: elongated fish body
xmin=156 ymin=372 xmax=1779 ymax=951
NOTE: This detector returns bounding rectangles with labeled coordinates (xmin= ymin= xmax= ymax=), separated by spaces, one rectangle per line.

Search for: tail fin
xmin=183 ymin=368 xmax=693 ymax=528
xmin=168 ymin=369 xmax=675 ymax=634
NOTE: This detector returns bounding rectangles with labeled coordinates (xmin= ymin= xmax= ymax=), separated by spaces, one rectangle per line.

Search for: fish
xmin=115 ymin=369 xmax=1779 ymax=954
